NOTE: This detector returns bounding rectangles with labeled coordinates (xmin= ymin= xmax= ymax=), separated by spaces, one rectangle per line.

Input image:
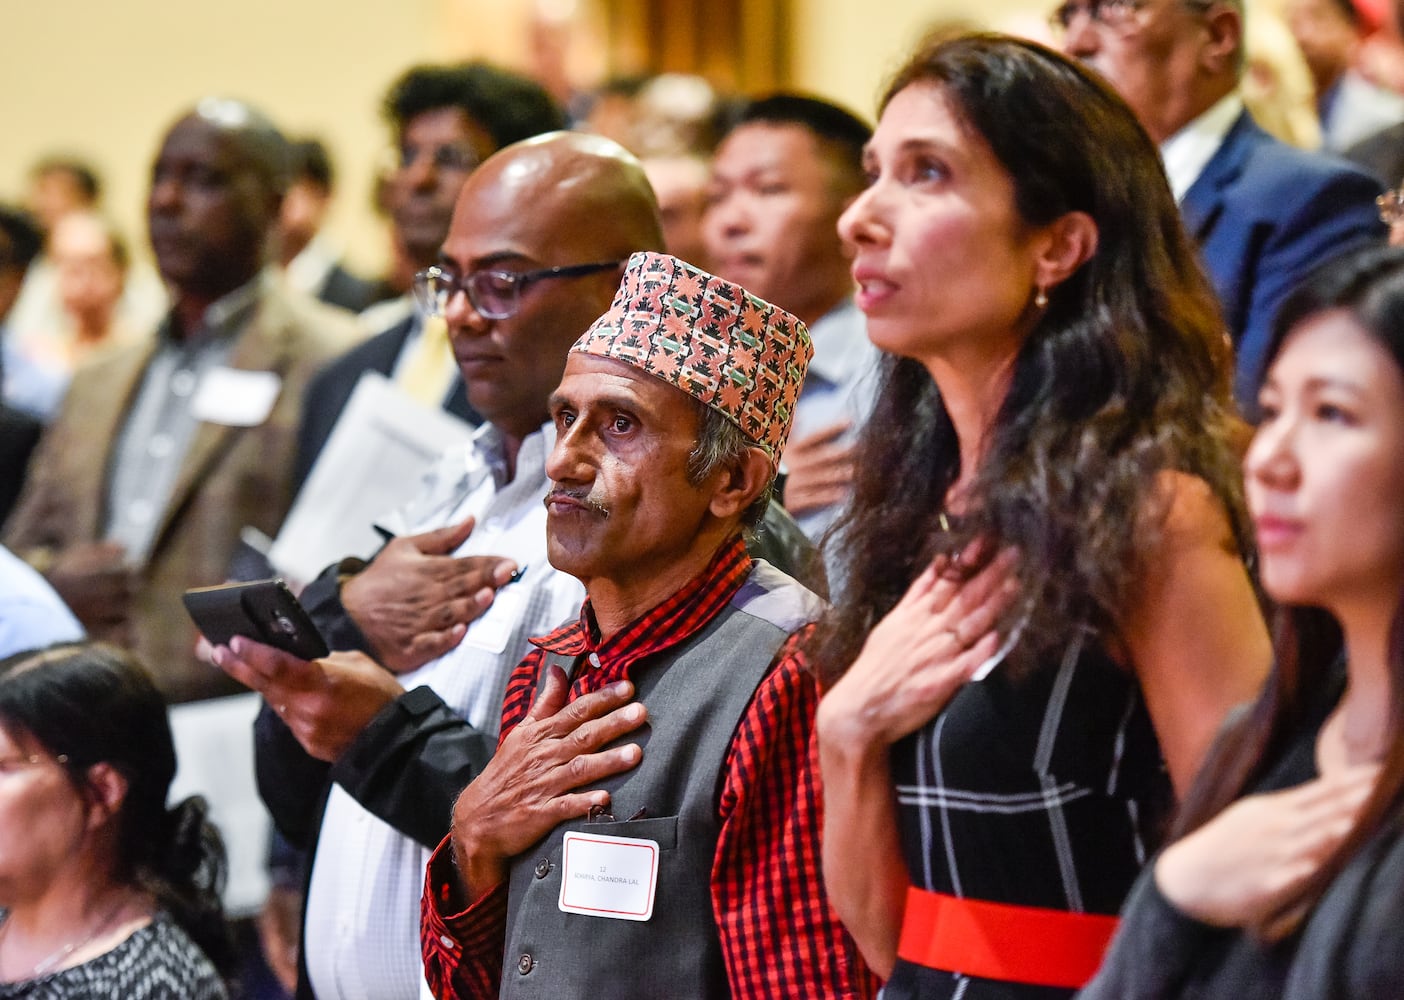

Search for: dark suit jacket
xmin=293 ymin=311 xmax=481 ymax=489
xmin=1181 ymin=112 xmax=1386 ymax=411
xmin=0 ymin=404 xmax=41 ymax=531
xmin=1343 ymin=119 xmax=1404 ymax=188
xmin=316 ymin=262 xmax=381 ymax=315
xmin=3 ymin=280 xmax=358 ymax=702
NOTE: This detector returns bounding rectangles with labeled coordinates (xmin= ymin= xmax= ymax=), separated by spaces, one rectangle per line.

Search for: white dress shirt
xmin=1160 ymin=92 xmax=1244 ymax=203
xmin=302 ymin=420 xmax=584 ymax=1000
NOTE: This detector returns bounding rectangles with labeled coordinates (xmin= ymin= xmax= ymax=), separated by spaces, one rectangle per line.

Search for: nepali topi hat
xmin=570 ymin=251 xmax=812 ymax=464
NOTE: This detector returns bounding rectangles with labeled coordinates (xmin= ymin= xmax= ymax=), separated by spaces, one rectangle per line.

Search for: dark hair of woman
xmin=813 ymin=34 xmax=1251 ymax=684
xmin=1173 ymin=244 xmax=1404 ymax=939
xmin=0 ymin=642 xmax=233 ymax=972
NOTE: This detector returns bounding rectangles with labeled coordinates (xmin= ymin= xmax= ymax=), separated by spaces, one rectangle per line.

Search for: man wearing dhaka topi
xmin=419 ymin=251 xmax=877 ymax=999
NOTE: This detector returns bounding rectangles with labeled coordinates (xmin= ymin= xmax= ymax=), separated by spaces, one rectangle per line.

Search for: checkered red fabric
xmin=420 ymin=538 xmax=879 ymax=999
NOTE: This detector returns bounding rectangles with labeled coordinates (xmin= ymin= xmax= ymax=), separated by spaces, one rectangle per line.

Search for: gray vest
xmin=499 ymin=561 xmax=822 ymax=1000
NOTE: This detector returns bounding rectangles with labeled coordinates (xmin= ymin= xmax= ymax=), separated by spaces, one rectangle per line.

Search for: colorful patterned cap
xmin=570 ymin=252 xmax=812 ymax=464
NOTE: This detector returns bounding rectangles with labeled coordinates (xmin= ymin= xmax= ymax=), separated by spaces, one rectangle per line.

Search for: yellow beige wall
xmin=793 ymin=0 xmax=1053 ymax=117
xmin=1 ymin=0 xmax=1038 ymax=281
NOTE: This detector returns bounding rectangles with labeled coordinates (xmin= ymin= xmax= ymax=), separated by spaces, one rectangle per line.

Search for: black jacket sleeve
xmin=254 ymin=699 xmax=332 ymax=849
xmin=326 ymin=685 xmax=497 ymax=849
xmin=253 ymin=556 xmax=374 ymax=845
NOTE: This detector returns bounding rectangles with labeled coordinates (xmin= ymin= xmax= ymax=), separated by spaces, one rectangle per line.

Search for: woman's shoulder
xmin=1146 ymin=470 xmax=1239 ymax=551
xmin=128 ymin=913 xmax=228 ymax=998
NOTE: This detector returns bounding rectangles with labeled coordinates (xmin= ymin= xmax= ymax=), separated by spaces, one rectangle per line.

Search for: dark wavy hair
xmin=0 ymin=643 xmax=233 ymax=972
xmin=384 ymin=61 xmax=566 ymax=150
xmin=1174 ymin=244 xmax=1404 ymax=939
xmin=814 ymin=34 xmax=1248 ymax=682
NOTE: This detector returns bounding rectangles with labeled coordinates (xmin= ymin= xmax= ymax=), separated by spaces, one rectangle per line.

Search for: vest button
xmin=517 ymin=953 xmax=534 ymax=975
xmin=533 ymin=858 xmax=551 ymax=879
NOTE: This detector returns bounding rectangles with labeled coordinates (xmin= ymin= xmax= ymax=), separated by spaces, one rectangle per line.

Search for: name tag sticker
xmin=191 ymin=367 xmax=282 ymax=427
xmin=558 ymin=831 xmax=659 ymax=922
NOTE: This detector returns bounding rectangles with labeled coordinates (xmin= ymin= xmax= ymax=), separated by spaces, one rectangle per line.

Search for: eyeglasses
xmin=1048 ymin=0 xmax=1147 ymax=33
xmin=0 ymin=752 xmax=69 ymax=775
xmin=391 ymin=142 xmax=482 ymax=175
xmin=412 ymin=261 xmax=626 ymax=320
xmin=1378 ymin=188 xmax=1404 ymax=226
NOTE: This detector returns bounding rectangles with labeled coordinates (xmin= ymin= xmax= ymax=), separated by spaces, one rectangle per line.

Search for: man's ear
xmin=1199 ymin=2 xmax=1243 ymax=78
xmin=82 ymin=762 xmax=129 ymax=832
xmin=1034 ymin=210 xmax=1099 ymax=292
xmin=708 ymin=447 xmax=773 ymax=521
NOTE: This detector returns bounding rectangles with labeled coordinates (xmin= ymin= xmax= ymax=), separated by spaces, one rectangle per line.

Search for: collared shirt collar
xmin=1160 ymin=92 xmax=1244 ymax=203
xmin=473 ymin=418 xmax=555 ymax=492
xmin=285 ymin=234 xmax=340 ymax=296
xmin=533 ymin=535 xmax=752 ymax=676
xmin=374 ymin=419 xmax=554 ymax=537
xmin=804 ymin=298 xmax=868 ymax=388
xmin=158 ymin=270 xmax=266 ymax=346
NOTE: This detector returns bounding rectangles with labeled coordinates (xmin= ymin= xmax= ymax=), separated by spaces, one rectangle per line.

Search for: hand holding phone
xmin=183 ymin=578 xmax=329 ymax=660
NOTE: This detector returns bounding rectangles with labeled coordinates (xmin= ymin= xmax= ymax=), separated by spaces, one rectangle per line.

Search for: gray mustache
xmin=544 ymin=488 xmax=611 ymax=518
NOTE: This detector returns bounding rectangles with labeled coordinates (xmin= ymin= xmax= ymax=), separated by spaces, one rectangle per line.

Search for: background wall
xmin=1 ymin=0 xmax=1035 ymax=281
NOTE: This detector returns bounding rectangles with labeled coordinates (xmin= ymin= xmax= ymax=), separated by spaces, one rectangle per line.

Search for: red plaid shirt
xmin=420 ymin=536 xmax=877 ymax=998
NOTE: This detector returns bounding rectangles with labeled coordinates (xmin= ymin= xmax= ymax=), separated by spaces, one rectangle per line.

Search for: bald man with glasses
xmin=1055 ymin=0 xmax=1386 ymax=413
xmin=216 ymin=131 xmax=819 ymax=1000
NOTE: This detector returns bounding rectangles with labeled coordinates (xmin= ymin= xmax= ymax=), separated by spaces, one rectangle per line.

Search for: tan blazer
xmin=5 ymin=278 xmax=358 ymax=702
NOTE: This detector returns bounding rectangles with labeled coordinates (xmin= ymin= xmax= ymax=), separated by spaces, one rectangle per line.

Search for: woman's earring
xmin=1034 ymin=284 xmax=1049 ymax=309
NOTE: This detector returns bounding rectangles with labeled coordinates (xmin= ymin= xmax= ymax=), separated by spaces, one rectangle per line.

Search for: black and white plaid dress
xmin=883 ymin=636 xmax=1173 ymax=1000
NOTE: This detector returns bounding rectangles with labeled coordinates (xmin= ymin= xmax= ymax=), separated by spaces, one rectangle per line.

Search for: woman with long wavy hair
xmin=814 ymin=34 xmax=1271 ymax=998
xmin=1081 ymin=245 xmax=1404 ymax=997
xmin=0 ymin=642 xmax=230 ymax=998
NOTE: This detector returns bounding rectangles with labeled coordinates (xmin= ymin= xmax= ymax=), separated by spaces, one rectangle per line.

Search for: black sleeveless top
xmin=885 ymin=636 xmax=1172 ymax=999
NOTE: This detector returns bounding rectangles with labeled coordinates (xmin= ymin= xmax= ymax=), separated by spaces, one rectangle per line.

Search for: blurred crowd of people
xmin=3 ymin=0 xmax=1404 ymax=997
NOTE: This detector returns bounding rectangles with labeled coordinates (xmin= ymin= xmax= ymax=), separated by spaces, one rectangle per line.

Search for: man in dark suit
xmin=1059 ymin=0 xmax=1386 ymax=412
xmin=293 ymin=62 xmax=566 ymax=487
xmin=4 ymin=100 xmax=355 ymax=702
xmin=0 ymin=205 xmax=45 ymax=529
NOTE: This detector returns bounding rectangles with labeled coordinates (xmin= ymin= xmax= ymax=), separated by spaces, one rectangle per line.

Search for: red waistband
xmin=896 ymin=887 xmax=1119 ymax=989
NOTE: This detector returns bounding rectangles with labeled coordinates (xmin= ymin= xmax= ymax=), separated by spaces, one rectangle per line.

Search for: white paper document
xmin=268 ymin=371 xmax=474 ymax=584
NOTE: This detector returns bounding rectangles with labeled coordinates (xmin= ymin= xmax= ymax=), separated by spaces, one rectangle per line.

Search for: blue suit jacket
xmin=1181 ymin=112 xmax=1386 ymax=411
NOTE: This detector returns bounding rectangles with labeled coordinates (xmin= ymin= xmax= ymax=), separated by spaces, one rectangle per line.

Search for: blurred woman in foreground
xmin=1082 ymin=245 xmax=1404 ymax=997
xmin=0 ymin=643 xmax=230 ymax=998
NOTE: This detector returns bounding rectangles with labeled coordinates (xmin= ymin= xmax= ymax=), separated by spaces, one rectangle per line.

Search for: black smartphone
xmin=182 ymin=578 xmax=330 ymax=660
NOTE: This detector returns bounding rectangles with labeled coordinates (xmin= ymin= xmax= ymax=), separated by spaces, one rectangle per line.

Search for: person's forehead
xmin=442 ymin=190 xmax=549 ymax=268
xmin=560 ymin=351 xmax=698 ymax=417
xmin=444 ymin=163 xmax=602 ymax=267
xmin=53 ymin=218 xmax=112 ymax=258
xmin=155 ymin=117 xmax=243 ymax=170
xmin=1285 ymin=0 xmax=1344 ymax=17
xmin=401 ymin=106 xmax=493 ymax=150
xmin=716 ymin=121 xmax=824 ymax=171
xmin=33 ymin=170 xmax=86 ymax=197
xmin=1123 ymin=0 xmax=1206 ymax=35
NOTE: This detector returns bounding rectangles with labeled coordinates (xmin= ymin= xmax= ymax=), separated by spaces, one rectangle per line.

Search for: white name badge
xmin=558 ymin=830 xmax=660 ymax=922
xmin=191 ymin=367 xmax=282 ymax=427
